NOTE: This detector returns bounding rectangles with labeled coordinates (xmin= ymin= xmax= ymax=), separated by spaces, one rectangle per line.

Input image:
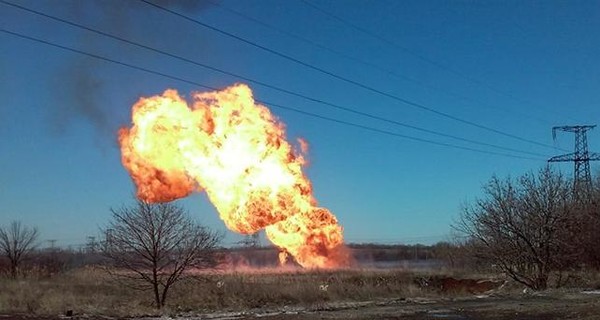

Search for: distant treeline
xmin=0 ymin=242 xmax=464 ymax=276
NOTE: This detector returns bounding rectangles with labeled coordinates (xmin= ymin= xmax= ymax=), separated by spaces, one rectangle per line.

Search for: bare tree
xmin=0 ymin=221 xmax=39 ymax=278
xmin=455 ymin=166 xmax=576 ymax=290
xmin=578 ymin=173 xmax=600 ymax=268
xmin=101 ymin=200 xmax=222 ymax=308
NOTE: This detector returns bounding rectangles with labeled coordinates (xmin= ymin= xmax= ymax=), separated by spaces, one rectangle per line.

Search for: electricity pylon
xmin=548 ymin=125 xmax=600 ymax=199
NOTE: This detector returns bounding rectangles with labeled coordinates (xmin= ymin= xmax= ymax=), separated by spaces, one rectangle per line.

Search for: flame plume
xmin=118 ymin=84 xmax=348 ymax=268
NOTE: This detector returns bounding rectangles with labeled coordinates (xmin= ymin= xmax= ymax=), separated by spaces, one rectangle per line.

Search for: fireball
xmin=118 ymin=83 xmax=347 ymax=268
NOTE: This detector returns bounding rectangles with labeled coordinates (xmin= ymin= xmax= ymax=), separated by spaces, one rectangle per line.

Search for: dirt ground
xmin=2 ymin=291 xmax=599 ymax=320
xmin=196 ymin=291 xmax=600 ymax=320
xmin=273 ymin=293 xmax=600 ymax=320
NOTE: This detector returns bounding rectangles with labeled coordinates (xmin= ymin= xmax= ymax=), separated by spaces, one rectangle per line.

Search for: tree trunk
xmin=10 ymin=260 xmax=18 ymax=278
xmin=161 ymin=285 xmax=169 ymax=308
xmin=152 ymin=268 xmax=161 ymax=309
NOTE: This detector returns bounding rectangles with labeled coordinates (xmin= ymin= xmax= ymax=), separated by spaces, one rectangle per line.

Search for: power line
xmin=208 ymin=0 xmax=558 ymax=129
xmin=348 ymin=234 xmax=450 ymax=244
xmin=137 ymin=0 xmax=560 ymax=152
xmin=299 ymin=0 xmax=569 ymax=124
xmin=1 ymin=28 xmax=545 ymax=162
xmin=0 ymin=0 xmax=549 ymax=158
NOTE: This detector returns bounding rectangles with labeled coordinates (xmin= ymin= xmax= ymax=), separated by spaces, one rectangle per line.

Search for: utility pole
xmin=548 ymin=125 xmax=600 ymax=199
xmin=47 ymin=239 xmax=57 ymax=249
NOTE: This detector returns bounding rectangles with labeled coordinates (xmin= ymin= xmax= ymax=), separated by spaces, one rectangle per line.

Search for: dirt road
xmin=195 ymin=291 xmax=600 ymax=320
xmin=3 ymin=291 xmax=599 ymax=320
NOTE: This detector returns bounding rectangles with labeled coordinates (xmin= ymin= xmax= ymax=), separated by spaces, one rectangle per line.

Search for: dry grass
xmin=0 ymin=267 xmax=439 ymax=317
xmin=3 ymin=266 xmax=596 ymax=317
xmin=0 ymin=266 xmax=150 ymax=316
xmin=176 ymin=268 xmax=434 ymax=310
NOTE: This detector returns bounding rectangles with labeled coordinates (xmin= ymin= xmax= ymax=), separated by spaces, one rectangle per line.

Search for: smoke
xmin=49 ymin=0 xmax=216 ymax=138
xmin=51 ymin=58 xmax=107 ymax=135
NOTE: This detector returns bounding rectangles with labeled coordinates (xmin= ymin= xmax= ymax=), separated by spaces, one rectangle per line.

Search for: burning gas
xmin=118 ymin=84 xmax=348 ymax=268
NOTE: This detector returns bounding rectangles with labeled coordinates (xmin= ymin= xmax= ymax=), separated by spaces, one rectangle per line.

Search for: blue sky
xmin=1 ymin=0 xmax=599 ymax=248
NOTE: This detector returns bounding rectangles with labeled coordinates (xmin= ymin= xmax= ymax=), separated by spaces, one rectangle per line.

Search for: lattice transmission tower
xmin=548 ymin=125 xmax=600 ymax=199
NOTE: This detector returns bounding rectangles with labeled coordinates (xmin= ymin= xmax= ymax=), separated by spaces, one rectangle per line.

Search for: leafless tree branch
xmin=0 ymin=221 xmax=39 ymax=278
xmin=101 ymin=200 xmax=222 ymax=308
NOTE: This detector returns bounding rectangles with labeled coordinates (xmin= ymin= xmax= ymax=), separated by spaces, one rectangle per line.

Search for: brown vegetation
xmin=0 ymin=267 xmax=425 ymax=316
xmin=456 ymin=167 xmax=600 ymax=290
xmin=1 ymin=265 xmax=598 ymax=318
xmin=1 ymin=244 xmax=599 ymax=318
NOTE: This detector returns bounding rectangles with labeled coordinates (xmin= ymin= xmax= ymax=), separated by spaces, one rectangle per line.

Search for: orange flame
xmin=118 ymin=84 xmax=348 ymax=268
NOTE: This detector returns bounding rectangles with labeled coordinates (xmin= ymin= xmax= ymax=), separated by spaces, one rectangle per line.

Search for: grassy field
xmin=1 ymin=266 xmax=598 ymax=318
xmin=0 ymin=267 xmax=448 ymax=317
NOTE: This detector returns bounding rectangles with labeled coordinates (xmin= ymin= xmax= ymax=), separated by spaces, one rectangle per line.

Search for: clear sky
xmin=1 ymin=0 xmax=599 ymax=249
